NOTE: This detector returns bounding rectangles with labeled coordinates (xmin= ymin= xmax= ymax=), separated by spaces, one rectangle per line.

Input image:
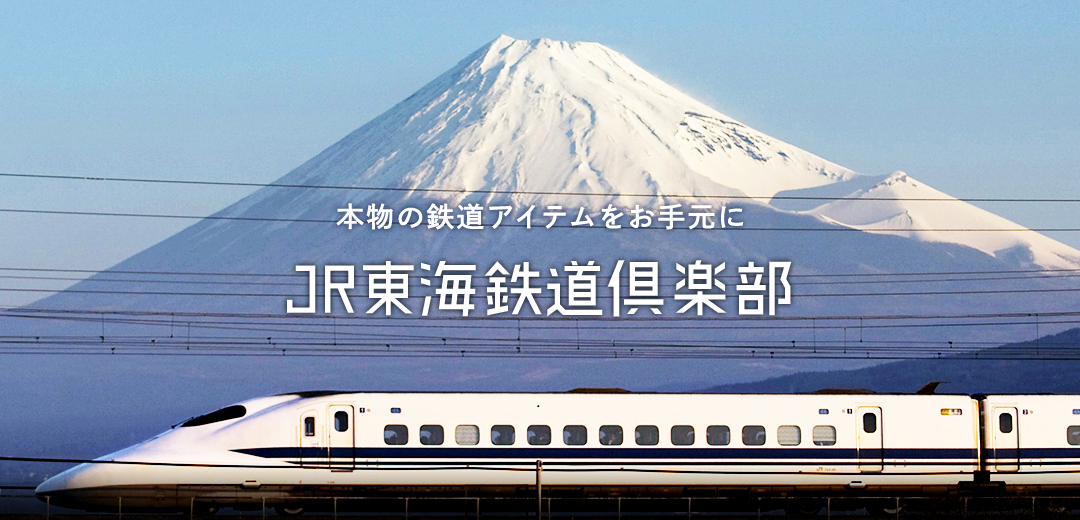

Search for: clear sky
xmin=1 ymin=1 xmax=1078 ymax=307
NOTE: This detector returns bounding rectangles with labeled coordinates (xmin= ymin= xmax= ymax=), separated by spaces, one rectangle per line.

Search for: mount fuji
xmin=108 ymin=34 xmax=1077 ymax=282
xmin=4 ymin=37 xmax=1080 ymax=463
xmin=12 ymin=35 xmax=1072 ymax=314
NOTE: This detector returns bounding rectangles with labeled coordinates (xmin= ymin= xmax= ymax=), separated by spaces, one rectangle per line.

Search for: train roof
xmin=274 ymin=388 xmax=979 ymax=398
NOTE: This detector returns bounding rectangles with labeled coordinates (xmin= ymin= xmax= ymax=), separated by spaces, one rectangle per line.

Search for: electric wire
xmin=2 ymin=265 xmax=1078 ymax=279
xmin=4 ymin=171 xmax=1080 ymax=203
xmin=1 ymin=271 xmax=1079 ymax=288
xmin=4 ymin=307 xmax=1077 ymax=323
xmin=1 ymin=306 xmax=1077 ymax=359
xmin=4 ymin=206 xmax=1078 ymax=232
xmin=0 ymin=285 xmax=1075 ymax=299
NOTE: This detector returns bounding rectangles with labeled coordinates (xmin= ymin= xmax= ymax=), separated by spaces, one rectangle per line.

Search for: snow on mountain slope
xmin=225 ymin=35 xmax=857 ymax=223
xmin=212 ymin=36 xmax=1079 ymax=272
xmin=798 ymin=172 xmax=1080 ymax=269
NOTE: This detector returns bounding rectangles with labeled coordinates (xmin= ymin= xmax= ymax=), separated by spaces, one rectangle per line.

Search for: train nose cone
xmin=36 ymin=470 xmax=71 ymax=497
xmin=35 ymin=464 xmax=95 ymax=510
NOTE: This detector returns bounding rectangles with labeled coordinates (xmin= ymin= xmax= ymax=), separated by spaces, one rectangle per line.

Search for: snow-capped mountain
xmin=9 ymin=34 xmax=1080 ymax=491
xmin=229 ymin=35 xmax=857 ymax=217
xmin=800 ymin=172 xmax=1080 ymax=269
xmin=215 ymin=35 xmax=1077 ymax=272
xmin=10 ymin=35 xmax=1080 ymax=391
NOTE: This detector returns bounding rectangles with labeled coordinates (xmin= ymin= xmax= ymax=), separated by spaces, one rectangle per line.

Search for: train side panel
xmin=35 ymin=392 xmax=989 ymax=511
xmin=983 ymin=395 xmax=1080 ymax=492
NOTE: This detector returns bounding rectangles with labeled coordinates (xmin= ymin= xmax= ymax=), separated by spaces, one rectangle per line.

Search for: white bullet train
xmin=34 ymin=390 xmax=1080 ymax=514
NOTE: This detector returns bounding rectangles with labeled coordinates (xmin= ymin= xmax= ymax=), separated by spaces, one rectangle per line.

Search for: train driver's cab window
xmin=303 ymin=416 xmax=315 ymax=437
xmin=742 ymin=425 xmax=766 ymax=446
xmin=181 ymin=405 xmax=247 ymax=427
xmin=491 ymin=425 xmax=515 ymax=445
xmin=384 ymin=425 xmax=408 ymax=445
xmin=671 ymin=425 xmax=695 ymax=445
xmin=1068 ymin=426 xmax=1080 ymax=446
xmin=706 ymin=425 xmax=730 ymax=446
xmin=528 ymin=425 xmax=551 ymax=445
xmin=564 ymin=425 xmax=587 ymax=445
xmin=334 ymin=411 xmax=349 ymax=432
xmin=813 ymin=425 xmax=836 ymax=446
xmin=999 ymin=414 xmax=1013 ymax=434
xmin=863 ymin=413 xmax=878 ymax=434
xmin=635 ymin=425 xmax=659 ymax=446
xmin=420 ymin=425 xmax=444 ymax=445
xmin=599 ymin=425 xmax=623 ymax=445
xmin=456 ymin=425 xmax=479 ymax=445
xmin=778 ymin=425 xmax=801 ymax=446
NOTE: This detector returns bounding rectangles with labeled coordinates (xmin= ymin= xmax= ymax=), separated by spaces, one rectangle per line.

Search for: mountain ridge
xmin=803 ymin=172 xmax=1080 ymax=269
xmin=703 ymin=327 xmax=1080 ymax=395
xmin=11 ymin=35 xmax=1080 ymax=391
xmin=204 ymin=35 xmax=1079 ymax=270
xmin=230 ymin=35 xmax=860 ymax=215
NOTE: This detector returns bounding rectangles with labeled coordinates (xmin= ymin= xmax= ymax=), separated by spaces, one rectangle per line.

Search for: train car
xmin=980 ymin=395 xmax=1080 ymax=492
xmin=36 ymin=390 xmax=989 ymax=514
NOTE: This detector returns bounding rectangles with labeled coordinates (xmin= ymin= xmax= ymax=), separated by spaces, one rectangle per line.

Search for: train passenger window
xmin=999 ymin=414 xmax=1013 ymax=434
xmin=528 ymin=425 xmax=551 ymax=445
xmin=778 ymin=425 xmax=801 ymax=446
xmin=334 ymin=411 xmax=349 ymax=432
xmin=742 ymin=426 xmax=766 ymax=446
xmin=564 ymin=425 xmax=587 ymax=445
xmin=1068 ymin=426 xmax=1080 ymax=446
xmin=491 ymin=425 xmax=515 ymax=445
xmin=671 ymin=425 xmax=695 ymax=445
xmin=863 ymin=413 xmax=877 ymax=434
xmin=706 ymin=425 xmax=730 ymax=446
xmin=303 ymin=416 xmax=315 ymax=437
xmin=420 ymin=425 xmax=444 ymax=445
xmin=813 ymin=426 xmax=836 ymax=446
xmin=455 ymin=425 xmax=479 ymax=445
xmin=384 ymin=423 xmax=408 ymax=443
xmin=635 ymin=425 xmax=659 ymax=446
xmin=384 ymin=425 xmax=408 ymax=445
xmin=599 ymin=425 xmax=623 ymax=445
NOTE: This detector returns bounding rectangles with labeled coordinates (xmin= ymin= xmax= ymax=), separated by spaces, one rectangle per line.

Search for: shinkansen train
xmin=34 ymin=390 xmax=1080 ymax=514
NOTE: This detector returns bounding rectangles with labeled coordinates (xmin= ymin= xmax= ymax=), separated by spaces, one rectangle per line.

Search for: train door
xmin=298 ymin=409 xmax=323 ymax=467
xmin=328 ymin=404 xmax=355 ymax=470
xmin=992 ymin=407 xmax=1019 ymax=472
xmin=857 ymin=406 xmax=884 ymax=472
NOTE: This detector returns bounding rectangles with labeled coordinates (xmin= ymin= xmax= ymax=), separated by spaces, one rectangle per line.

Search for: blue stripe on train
xmin=233 ymin=446 xmax=978 ymax=460
xmin=992 ymin=448 xmax=1080 ymax=459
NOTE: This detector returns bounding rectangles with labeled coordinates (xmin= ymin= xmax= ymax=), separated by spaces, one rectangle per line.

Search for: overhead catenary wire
xmin=4 ymin=306 xmax=1078 ymax=323
xmin=0 ymin=284 xmax=1076 ymax=299
xmin=3 ymin=206 xmax=1079 ymax=232
xmin=2 ymin=270 xmax=1080 ymax=287
xmin=3 ymin=265 xmax=1079 ymax=279
xmin=4 ymin=171 xmax=1080 ymax=203
xmin=3 ymin=315 xmax=1078 ymax=345
xmin=1 ymin=308 xmax=1077 ymax=355
xmin=1 ymin=331 xmax=1078 ymax=353
xmin=3 ymin=340 xmax=1079 ymax=360
xmin=2 ymin=302 xmax=1075 ymax=359
xmin=4 ymin=305 xmax=1076 ymax=344
xmin=0 ymin=307 xmax=1074 ymax=357
xmin=8 ymin=332 xmax=1079 ymax=348
xmin=3 ymin=325 xmax=1078 ymax=347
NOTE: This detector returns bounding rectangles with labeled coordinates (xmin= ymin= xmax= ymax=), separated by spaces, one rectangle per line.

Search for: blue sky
xmin=1 ymin=1 xmax=1077 ymax=306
